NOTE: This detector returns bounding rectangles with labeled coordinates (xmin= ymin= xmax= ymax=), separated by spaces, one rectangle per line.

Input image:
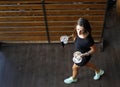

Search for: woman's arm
xmin=87 ymin=44 xmax=96 ymax=55
xmin=81 ymin=44 xmax=96 ymax=57
xmin=68 ymin=34 xmax=76 ymax=41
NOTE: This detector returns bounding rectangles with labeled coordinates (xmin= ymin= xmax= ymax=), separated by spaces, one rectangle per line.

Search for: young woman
xmin=64 ymin=18 xmax=104 ymax=84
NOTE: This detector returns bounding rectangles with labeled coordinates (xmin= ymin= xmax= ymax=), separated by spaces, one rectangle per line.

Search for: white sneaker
xmin=64 ymin=76 xmax=77 ymax=84
xmin=93 ymin=69 xmax=104 ymax=80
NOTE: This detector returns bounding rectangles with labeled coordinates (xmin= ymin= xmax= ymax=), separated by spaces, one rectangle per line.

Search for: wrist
xmin=84 ymin=52 xmax=90 ymax=56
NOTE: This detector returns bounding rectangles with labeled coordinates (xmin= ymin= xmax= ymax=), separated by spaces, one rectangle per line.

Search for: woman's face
xmin=76 ymin=25 xmax=84 ymax=36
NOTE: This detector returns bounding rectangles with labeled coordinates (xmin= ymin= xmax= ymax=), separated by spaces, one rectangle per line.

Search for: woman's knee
xmin=72 ymin=64 xmax=79 ymax=71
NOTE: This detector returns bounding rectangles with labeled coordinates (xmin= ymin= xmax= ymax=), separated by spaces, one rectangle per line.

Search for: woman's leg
xmin=85 ymin=62 xmax=104 ymax=80
xmin=72 ymin=63 xmax=80 ymax=79
xmin=85 ymin=62 xmax=100 ymax=73
xmin=64 ymin=63 xmax=79 ymax=84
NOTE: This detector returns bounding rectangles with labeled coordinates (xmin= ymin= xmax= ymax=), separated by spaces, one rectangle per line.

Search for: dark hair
xmin=77 ymin=18 xmax=91 ymax=34
xmin=72 ymin=18 xmax=92 ymax=40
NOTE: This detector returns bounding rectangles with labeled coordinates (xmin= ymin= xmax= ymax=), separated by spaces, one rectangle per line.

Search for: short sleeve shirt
xmin=74 ymin=34 xmax=94 ymax=53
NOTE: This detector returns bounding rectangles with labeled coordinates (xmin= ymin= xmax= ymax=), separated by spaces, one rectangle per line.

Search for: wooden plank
xmin=0 ymin=36 xmax=47 ymax=41
xmin=0 ymin=31 xmax=47 ymax=36
xmin=0 ymin=21 xmax=45 ymax=27
xmin=0 ymin=1 xmax=41 ymax=5
xmin=0 ymin=10 xmax=43 ymax=16
xmin=46 ymin=16 xmax=104 ymax=21
xmin=45 ymin=4 xmax=106 ymax=10
xmin=45 ymin=0 xmax=107 ymax=3
xmin=0 ymin=26 xmax=46 ymax=31
xmin=0 ymin=16 xmax=44 ymax=21
xmin=90 ymin=21 xmax=104 ymax=27
xmin=46 ymin=10 xmax=105 ymax=15
xmin=48 ymin=26 xmax=77 ymax=31
xmin=0 ymin=5 xmax=43 ymax=10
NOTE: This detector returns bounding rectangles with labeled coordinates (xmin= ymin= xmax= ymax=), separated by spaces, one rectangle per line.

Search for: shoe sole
xmin=64 ymin=79 xmax=77 ymax=84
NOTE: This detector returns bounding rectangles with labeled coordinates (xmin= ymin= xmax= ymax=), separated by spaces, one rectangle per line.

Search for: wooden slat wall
xmin=45 ymin=0 xmax=107 ymax=43
xmin=117 ymin=0 xmax=120 ymax=19
xmin=0 ymin=0 xmax=107 ymax=43
xmin=0 ymin=0 xmax=48 ymax=43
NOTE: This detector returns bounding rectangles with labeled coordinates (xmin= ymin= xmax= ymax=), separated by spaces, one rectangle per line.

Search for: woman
xmin=64 ymin=18 xmax=104 ymax=84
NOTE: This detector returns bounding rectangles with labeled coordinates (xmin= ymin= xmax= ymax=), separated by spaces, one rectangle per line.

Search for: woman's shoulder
xmin=87 ymin=34 xmax=93 ymax=39
xmin=87 ymin=34 xmax=95 ymax=43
